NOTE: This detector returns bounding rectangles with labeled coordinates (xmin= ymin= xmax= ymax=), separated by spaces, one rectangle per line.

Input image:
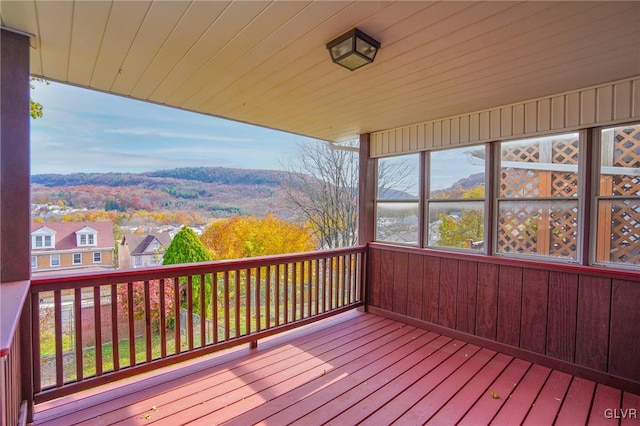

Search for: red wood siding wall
xmin=368 ymin=244 xmax=640 ymax=387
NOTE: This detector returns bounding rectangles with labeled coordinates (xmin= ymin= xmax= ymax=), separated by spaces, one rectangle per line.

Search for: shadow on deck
xmin=32 ymin=310 xmax=640 ymax=425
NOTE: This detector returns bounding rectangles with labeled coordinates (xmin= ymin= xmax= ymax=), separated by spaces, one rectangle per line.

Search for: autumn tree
xmin=200 ymin=214 xmax=317 ymax=260
xmin=435 ymin=184 xmax=485 ymax=248
xmin=117 ymin=280 xmax=176 ymax=332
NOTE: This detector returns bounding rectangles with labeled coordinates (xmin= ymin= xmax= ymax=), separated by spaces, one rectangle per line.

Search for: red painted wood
xmin=110 ymin=284 xmax=120 ymax=370
xmin=143 ymin=281 xmax=152 ymax=363
xmin=522 ymin=370 xmax=572 ymax=425
xmin=256 ymin=268 xmax=262 ymax=331
xmin=158 ymin=279 xmax=166 ymax=359
xmin=292 ymin=262 xmax=297 ymax=321
xmin=127 ymin=283 xmax=136 ymax=366
xmin=245 ymin=269 xmax=251 ymax=334
xmin=520 ymin=268 xmax=548 ymax=353
xmin=392 ymin=252 xmax=409 ymax=315
xmin=234 ymin=271 xmax=241 ymax=338
xmin=313 ymin=259 xmax=319 ymax=315
xmin=458 ymin=358 xmax=531 ymax=425
xmin=265 ymin=267 xmax=271 ymax=330
xmin=224 ymin=271 xmax=230 ymax=340
xmin=476 ymin=262 xmax=499 ymax=340
xmin=622 ymin=392 xmax=640 ymax=426
xmin=546 ymin=271 xmax=578 ymax=362
xmin=318 ymin=335 xmax=451 ymax=426
xmin=491 ymin=364 xmax=551 ymax=425
xmin=54 ymin=290 xmax=63 ymax=387
xmin=425 ymin=353 xmax=512 ymax=425
xmin=226 ymin=327 xmax=432 ymax=426
xmin=368 ymin=248 xmax=381 ymax=307
xmin=575 ymin=275 xmax=610 ymax=372
xmin=588 ymin=384 xmax=622 ymax=425
xmin=200 ymin=274 xmax=206 ymax=346
xmin=438 ymin=257 xmax=458 ymax=328
xmin=379 ymin=249 xmax=395 ymax=312
xmin=173 ymin=277 xmax=180 ymax=354
xmin=609 ymin=280 xmax=640 ymax=382
xmin=406 ymin=253 xmax=423 ymax=319
xmin=456 ymin=260 xmax=477 ymax=334
xmin=74 ymin=288 xmax=83 ymax=382
xmin=421 ymin=255 xmax=440 ymax=323
xmin=361 ymin=342 xmax=481 ymax=426
xmin=394 ymin=348 xmax=496 ymax=424
xmin=555 ymin=377 xmax=596 ymax=425
xmin=34 ymin=312 xmax=379 ymax=424
xmin=118 ymin=319 xmax=401 ymax=425
xmin=496 ymin=265 xmax=522 ymax=347
xmin=32 ymin=293 xmax=42 ymax=394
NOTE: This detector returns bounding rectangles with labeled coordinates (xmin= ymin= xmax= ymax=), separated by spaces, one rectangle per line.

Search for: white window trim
xmin=32 ymin=256 xmax=37 ymax=269
xmin=50 ymin=254 xmax=60 ymax=267
xmin=93 ymin=252 xmax=102 ymax=263
xmin=73 ymin=253 xmax=82 ymax=265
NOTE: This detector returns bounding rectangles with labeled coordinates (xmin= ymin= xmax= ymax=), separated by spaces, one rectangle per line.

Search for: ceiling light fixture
xmin=326 ymin=28 xmax=380 ymax=71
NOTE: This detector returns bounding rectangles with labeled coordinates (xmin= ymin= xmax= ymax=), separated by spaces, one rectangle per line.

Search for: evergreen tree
xmin=163 ymin=226 xmax=212 ymax=265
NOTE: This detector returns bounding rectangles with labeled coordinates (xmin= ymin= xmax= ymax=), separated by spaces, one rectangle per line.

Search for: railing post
xmin=358 ymin=133 xmax=375 ymax=312
xmin=19 ymin=296 xmax=34 ymax=423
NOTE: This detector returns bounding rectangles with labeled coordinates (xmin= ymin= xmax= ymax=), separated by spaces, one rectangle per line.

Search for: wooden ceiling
xmin=2 ymin=1 xmax=639 ymax=142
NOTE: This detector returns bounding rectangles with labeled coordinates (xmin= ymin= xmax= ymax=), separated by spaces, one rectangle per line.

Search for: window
xmin=496 ymin=133 xmax=581 ymax=260
xmin=375 ymin=154 xmax=420 ymax=245
xmin=34 ymin=235 xmax=53 ymax=248
xmin=77 ymin=229 xmax=97 ymax=247
xmin=73 ymin=253 xmax=82 ymax=265
xmin=427 ymin=146 xmax=486 ymax=251
xmin=135 ymin=256 xmax=142 ymax=267
xmin=93 ymin=252 xmax=102 ymax=263
xmin=32 ymin=256 xmax=37 ymax=269
xmin=50 ymin=254 xmax=60 ymax=267
xmin=595 ymin=123 xmax=640 ymax=267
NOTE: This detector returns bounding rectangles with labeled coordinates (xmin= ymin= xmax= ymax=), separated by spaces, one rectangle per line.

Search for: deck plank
xmin=30 ymin=311 xmax=640 ymax=426
xmin=522 ymin=369 xmax=572 ymax=425
xmin=95 ymin=317 xmax=401 ymax=425
xmin=555 ymin=377 xmax=597 ymax=426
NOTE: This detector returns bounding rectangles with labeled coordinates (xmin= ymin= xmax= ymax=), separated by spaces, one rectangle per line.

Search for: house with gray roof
xmin=119 ymin=233 xmax=172 ymax=269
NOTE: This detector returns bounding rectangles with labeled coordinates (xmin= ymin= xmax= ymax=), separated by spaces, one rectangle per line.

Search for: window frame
xmin=374 ymin=153 xmax=422 ymax=247
xmin=93 ymin=252 xmax=102 ymax=263
xmin=425 ymin=145 xmax=489 ymax=254
xmin=50 ymin=254 xmax=60 ymax=267
xmin=591 ymin=122 xmax=640 ymax=270
xmin=493 ymin=132 xmax=584 ymax=263
xmin=73 ymin=253 xmax=82 ymax=265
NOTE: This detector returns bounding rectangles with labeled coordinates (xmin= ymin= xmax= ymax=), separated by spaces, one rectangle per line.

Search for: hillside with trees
xmin=31 ymin=167 xmax=304 ymax=224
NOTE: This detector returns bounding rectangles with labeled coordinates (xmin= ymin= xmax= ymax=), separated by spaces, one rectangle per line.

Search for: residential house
xmin=118 ymin=232 xmax=172 ymax=269
xmin=30 ymin=222 xmax=115 ymax=274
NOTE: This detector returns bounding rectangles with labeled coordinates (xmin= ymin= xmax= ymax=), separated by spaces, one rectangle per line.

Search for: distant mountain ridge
xmin=31 ymin=167 xmax=301 ymax=221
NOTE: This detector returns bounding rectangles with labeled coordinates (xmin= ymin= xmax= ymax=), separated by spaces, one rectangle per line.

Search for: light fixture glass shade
xmin=326 ymin=28 xmax=380 ymax=71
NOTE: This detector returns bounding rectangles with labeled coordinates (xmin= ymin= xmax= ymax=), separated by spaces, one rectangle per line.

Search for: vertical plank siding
xmin=368 ymin=244 xmax=640 ymax=389
xmin=29 ymin=247 xmax=365 ymax=403
xmin=371 ymin=76 xmax=640 ymax=157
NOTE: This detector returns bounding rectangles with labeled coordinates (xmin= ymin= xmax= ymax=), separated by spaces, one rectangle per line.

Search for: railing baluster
xmin=212 ymin=273 xmax=218 ymax=344
xmin=284 ymin=263 xmax=289 ymax=324
xmin=255 ymin=267 xmax=261 ymax=332
xmin=292 ymin=262 xmax=297 ymax=321
xmin=342 ymin=255 xmax=348 ymax=306
xmin=200 ymin=274 xmax=206 ymax=347
xmin=127 ymin=283 xmax=135 ymax=367
xmin=347 ymin=254 xmax=353 ymax=304
xmin=300 ymin=261 xmax=305 ymax=320
xmin=329 ymin=257 xmax=335 ymax=311
xmin=245 ymin=268 xmax=251 ymax=336
xmin=305 ymin=261 xmax=311 ymax=318
xmin=314 ymin=259 xmax=319 ymax=316
xmin=187 ymin=276 xmax=194 ymax=351
xmin=143 ymin=281 xmax=151 ymax=363
xmin=94 ymin=286 xmax=103 ymax=376
xmin=224 ymin=271 xmax=230 ymax=341
xmin=32 ymin=293 xmax=41 ymax=394
xmin=265 ymin=265 xmax=271 ymax=329
xmin=159 ymin=279 xmax=166 ymax=359
xmin=234 ymin=270 xmax=240 ymax=338
xmin=54 ymin=290 xmax=63 ymax=387
xmin=111 ymin=284 xmax=120 ymax=370
xmin=274 ymin=265 xmax=280 ymax=326
xmin=74 ymin=288 xmax=82 ymax=382
xmin=173 ymin=277 xmax=180 ymax=355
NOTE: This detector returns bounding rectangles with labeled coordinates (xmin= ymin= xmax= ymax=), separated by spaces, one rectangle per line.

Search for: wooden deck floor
xmin=33 ymin=311 xmax=640 ymax=426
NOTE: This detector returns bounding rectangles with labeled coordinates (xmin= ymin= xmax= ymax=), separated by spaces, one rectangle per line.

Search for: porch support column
xmin=358 ymin=133 xmax=375 ymax=311
xmin=358 ymin=133 xmax=375 ymax=244
xmin=1 ymin=29 xmax=31 ymax=282
xmin=1 ymin=28 xmax=33 ymax=422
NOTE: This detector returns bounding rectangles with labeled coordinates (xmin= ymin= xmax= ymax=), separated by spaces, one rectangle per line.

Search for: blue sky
xmin=30 ymin=81 xmax=311 ymax=175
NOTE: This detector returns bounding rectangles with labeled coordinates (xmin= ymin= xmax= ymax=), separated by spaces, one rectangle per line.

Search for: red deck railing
xmin=29 ymin=246 xmax=365 ymax=403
